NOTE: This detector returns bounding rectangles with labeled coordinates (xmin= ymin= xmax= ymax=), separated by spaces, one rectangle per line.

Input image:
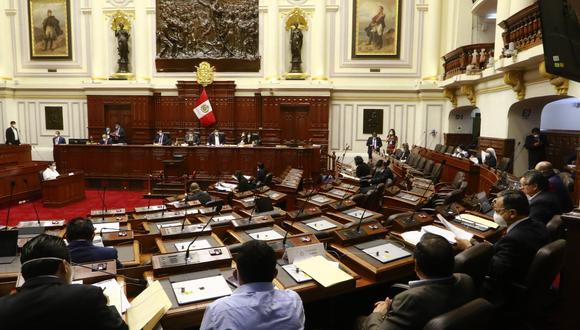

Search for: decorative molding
xmin=459 ymin=85 xmax=476 ymax=106
xmin=443 ymin=87 xmax=457 ymax=107
xmin=503 ymin=71 xmax=525 ymax=100
xmin=416 ymin=3 xmax=429 ymax=12
xmin=539 ymin=61 xmax=569 ymax=96
xmin=5 ymin=9 xmax=17 ymax=16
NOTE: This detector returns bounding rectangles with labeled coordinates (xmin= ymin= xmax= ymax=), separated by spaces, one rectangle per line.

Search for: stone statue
xmin=115 ymin=23 xmax=130 ymax=73
xmin=290 ymin=22 xmax=303 ymax=73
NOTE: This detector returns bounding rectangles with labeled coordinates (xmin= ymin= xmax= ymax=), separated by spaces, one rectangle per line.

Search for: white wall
xmin=541 ymin=98 xmax=580 ymax=131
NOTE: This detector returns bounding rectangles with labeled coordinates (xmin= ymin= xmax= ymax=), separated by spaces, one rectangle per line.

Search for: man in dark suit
xmin=355 ymin=155 xmax=371 ymax=178
xmin=65 ymin=217 xmax=121 ymax=267
xmin=255 ymin=162 xmax=268 ymax=186
xmin=153 ymin=129 xmax=171 ymax=145
xmin=0 ymin=234 xmax=127 ymax=330
xmin=524 ymin=127 xmax=548 ymax=169
xmin=208 ymin=128 xmax=225 ymax=146
xmin=53 ymin=131 xmax=66 ymax=145
xmin=99 ymin=133 xmax=112 ymax=145
xmin=5 ymin=120 xmax=20 ymax=145
xmin=359 ymin=233 xmax=476 ymax=330
xmin=457 ymin=190 xmax=550 ymax=306
xmin=535 ymin=161 xmax=574 ymax=212
xmin=234 ymin=171 xmax=253 ymax=192
xmin=185 ymin=182 xmax=212 ymax=204
xmin=185 ymin=129 xmax=201 ymax=145
xmin=520 ymin=170 xmax=562 ymax=224
xmin=110 ymin=123 xmax=126 ymax=144
xmin=366 ymin=132 xmax=382 ymax=161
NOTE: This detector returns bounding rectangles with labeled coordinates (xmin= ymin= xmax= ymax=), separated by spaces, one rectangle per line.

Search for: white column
xmin=311 ymin=0 xmax=327 ymax=80
xmin=91 ymin=1 xmax=106 ymax=80
xmin=134 ymin=2 xmax=148 ymax=81
xmin=265 ymin=0 xmax=279 ymax=81
xmin=510 ymin=0 xmax=535 ymax=16
xmin=494 ymin=0 xmax=511 ymax=60
xmin=0 ymin=3 xmax=15 ymax=79
xmin=420 ymin=0 xmax=442 ymax=80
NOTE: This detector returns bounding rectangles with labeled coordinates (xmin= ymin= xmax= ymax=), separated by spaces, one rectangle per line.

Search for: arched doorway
xmin=445 ymin=106 xmax=480 ymax=148
xmin=507 ymin=95 xmax=573 ymax=175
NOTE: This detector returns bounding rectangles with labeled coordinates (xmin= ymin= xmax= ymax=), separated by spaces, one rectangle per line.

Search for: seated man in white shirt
xmin=42 ymin=162 xmax=60 ymax=181
xmin=200 ymin=240 xmax=305 ymax=330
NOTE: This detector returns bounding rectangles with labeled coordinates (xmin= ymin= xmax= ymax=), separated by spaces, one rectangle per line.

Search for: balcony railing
xmin=442 ymin=43 xmax=494 ymax=80
xmin=499 ymin=2 xmax=542 ymax=53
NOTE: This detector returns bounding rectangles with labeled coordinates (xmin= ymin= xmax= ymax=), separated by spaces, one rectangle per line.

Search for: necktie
xmin=372 ymin=138 xmax=376 ymax=148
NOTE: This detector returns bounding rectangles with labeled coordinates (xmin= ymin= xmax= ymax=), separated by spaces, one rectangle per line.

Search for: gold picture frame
xmin=352 ymin=0 xmax=401 ymax=59
xmin=28 ymin=0 xmax=72 ymax=60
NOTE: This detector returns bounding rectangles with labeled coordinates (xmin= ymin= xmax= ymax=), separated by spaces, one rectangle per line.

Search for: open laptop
xmin=0 ymin=230 xmax=19 ymax=264
xmin=476 ymin=192 xmax=494 ymax=216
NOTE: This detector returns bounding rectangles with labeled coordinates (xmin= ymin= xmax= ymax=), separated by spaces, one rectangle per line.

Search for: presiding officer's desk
xmin=54 ymin=144 xmax=321 ymax=183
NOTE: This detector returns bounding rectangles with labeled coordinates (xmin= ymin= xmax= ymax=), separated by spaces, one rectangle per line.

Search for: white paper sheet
xmin=92 ymin=279 xmax=131 ymax=314
xmin=438 ymin=215 xmax=474 ymax=241
xmin=306 ymin=219 xmax=337 ymax=231
xmin=174 ymin=240 xmax=211 ymax=251
xmin=171 ymin=275 xmax=232 ymax=304
xmin=248 ymin=229 xmax=284 ymax=241
xmin=213 ymin=215 xmax=236 ymax=222
xmin=345 ymin=209 xmax=372 ymax=219
xmin=93 ymin=222 xmax=120 ymax=233
xmin=286 ymin=243 xmax=325 ymax=263
xmin=400 ymin=231 xmax=423 ymax=246
xmin=421 ymin=225 xmax=457 ymax=244
xmin=281 ymin=264 xmax=313 ymax=283
xmin=362 ymin=243 xmax=412 ymax=264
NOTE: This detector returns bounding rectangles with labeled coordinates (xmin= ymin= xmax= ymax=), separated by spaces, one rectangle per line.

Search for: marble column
xmin=311 ymin=0 xmax=327 ymax=80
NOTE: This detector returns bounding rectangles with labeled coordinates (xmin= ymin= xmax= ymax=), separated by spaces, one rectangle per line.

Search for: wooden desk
xmin=155 ymin=234 xmax=224 ymax=253
xmin=54 ymin=145 xmax=321 ymax=183
xmin=116 ymin=241 xmax=141 ymax=267
xmin=42 ymin=172 xmax=86 ymax=207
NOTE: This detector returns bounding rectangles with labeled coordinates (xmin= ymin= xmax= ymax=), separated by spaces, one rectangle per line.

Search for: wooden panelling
xmin=544 ymin=130 xmax=580 ymax=171
xmin=478 ymin=137 xmax=515 ymax=173
xmin=444 ymin=133 xmax=473 ymax=148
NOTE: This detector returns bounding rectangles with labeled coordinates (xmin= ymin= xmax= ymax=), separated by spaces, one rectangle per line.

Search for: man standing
xmin=208 ymin=128 xmax=225 ymax=146
xmin=42 ymin=9 xmax=62 ymax=51
xmin=0 ymin=234 xmax=128 ymax=330
xmin=366 ymin=132 xmax=382 ymax=161
xmin=524 ymin=128 xmax=547 ymax=169
xmin=200 ymin=240 xmax=304 ymax=330
xmin=359 ymin=233 xmax=476 ymax=330
xmin=53 ymin=131 xmax=66 ymax=145
xmin=110 ymin=123 xmax=126 ymax=144
xmin=5 ymin=121 xmax=20 ymax=145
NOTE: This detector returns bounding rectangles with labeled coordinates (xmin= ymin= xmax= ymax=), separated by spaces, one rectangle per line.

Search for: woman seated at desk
xmin=185 ymin=182 xmax=211 ymax=204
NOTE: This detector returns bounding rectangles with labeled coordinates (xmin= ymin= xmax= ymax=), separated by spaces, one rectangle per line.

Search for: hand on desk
xmin=373 ymin=297 xmax=392 ymax=314
xmin=456 ymin=238 xmax=473 ymax=251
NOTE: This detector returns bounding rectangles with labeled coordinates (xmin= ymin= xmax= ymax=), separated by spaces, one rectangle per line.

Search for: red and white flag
xmin=193 ymin=88 xmax=216 ymax=127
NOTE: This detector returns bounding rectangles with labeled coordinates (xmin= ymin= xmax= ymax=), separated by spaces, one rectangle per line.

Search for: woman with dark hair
xmin=386 ymin=129 xmax=398 ymax=155
xmin=354 ymin=156 xmax=371 ymax=178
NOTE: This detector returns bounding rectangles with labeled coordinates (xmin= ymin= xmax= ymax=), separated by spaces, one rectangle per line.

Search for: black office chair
xmin=263 ymin=173 xmax=273 ymax=186
xmin=454 ymin=242 xmax=494 ymax=290
xmin=422 ymin=298 xmax=495 ymax=330
xmin=497 ymin=157 xmax=511 ymax=172
xmin=445 ymin=146 xmax=456 ymax=154
xmin=434 ymin=144 xmax=444 ymax=153
xmin=430 ymin=181 xmax=468 ymax=206
xmin=546 ymin=215 xmax=563 ymax=241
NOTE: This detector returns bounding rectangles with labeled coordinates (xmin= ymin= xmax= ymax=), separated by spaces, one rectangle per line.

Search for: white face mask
xmin=534 ymin=134 xmax=539 ymax=138
xmin=493 ymin=211 xmax=508 ymax=227
xmin=51 ymin=166 xmax=57 ymax=171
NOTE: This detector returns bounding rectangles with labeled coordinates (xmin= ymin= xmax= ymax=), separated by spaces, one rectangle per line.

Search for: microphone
xmin=4 ymin=181 xmax=15 ymax=230
xmin=71 ymin=262 xmax=148 ymax=286
xmin=100 ymin=186 xmax=107 ymax=222
xmin=23 ymin=179 xmax=41 ymax=226
xmin=247 ymin=204 xmax=257 ymax=225
xmin=403 ymin=171 xmax=436 ymax=225
xmin=282 ymin=185 xmax=318 ymax=247
xmin=185 ymin=202 xmax=223 ymax=261
xmin=354 ymin=198 xmax=370 ymax=233
xmin=146 ymin=193 xmax=152 ymax=210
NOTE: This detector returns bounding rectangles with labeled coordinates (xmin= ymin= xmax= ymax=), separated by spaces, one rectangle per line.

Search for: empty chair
xmin=436 ymin=171 xmax=466 ymax=192
xmin=445 ymin=146 xmax=455 ymax=154
xmin=431 ymin=181 xmax=468 ymax=206
xmin=546 ymin=214 xmax=563 ymax=241
xmin=434 ymin=144 xmax=444 ymax=153
xmin=454 ymin=242 xmax=494 ymax=290
xmin=423 ymin=298 xmax=495 ymax=330
xmin=412 ymin=159 xmax=434 ymax=177
xmin=497 ymin=157 xmax=511 ymax=172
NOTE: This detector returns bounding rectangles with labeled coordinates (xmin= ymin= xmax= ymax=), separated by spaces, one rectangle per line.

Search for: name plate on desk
xmin=174 ymin=240 xmax=211 ymax=251
xmin=134 ymin=205 xmax=166 ymax=213
xmin=231 ymin=216 xmax=275 ymax=230
xmin=160 ymin=224 xmax=211 ymax=238
xmin=333 ymin=220 xmax=388 ymax=245
xmin=171 ymin=275 xmax=232 ymax=305
xmin=152 ymin=247 xmax=232 ymax=277
xmin=17 ymin=220 xmax=65 ymax=228
xmin=344 ymin=209 xmax=373 ymax=219
xmin=90 ymin=209 xmax=126 ymax=216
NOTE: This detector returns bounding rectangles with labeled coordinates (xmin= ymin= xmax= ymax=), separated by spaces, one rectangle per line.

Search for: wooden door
xmin=280 ymin=105 xmax=309 ymax=143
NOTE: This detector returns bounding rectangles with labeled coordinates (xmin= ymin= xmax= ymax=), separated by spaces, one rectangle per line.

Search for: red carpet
xmin=1 ymin=189 xmax=164 ymax=227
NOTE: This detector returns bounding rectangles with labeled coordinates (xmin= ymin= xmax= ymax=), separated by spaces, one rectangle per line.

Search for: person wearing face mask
xmin=42 ymin=162 xmax=60 ymax=181
xmin=385 ymin=129 xmax=398 ymax=155
xmin=456 ymin=190 xmax=550 ymax=306
xmin=524 ymin=127 xmax=547 ymax=169
xmin=452 ymin=145 xmax=469 ymax=158
xmin=0 ymin=234 xmax=128 ymax=330
xmin=519 ymin=170 xmax=562 ymax=224
xmin=153 ymin=129 xmax=171 ymax=145
xmin=53 ymin=131 xmax=66 ymax=145
xmin=208 ymin=128 xmax=225 ymax=146
xmin=535 ymin=161 xmax=573 ymax=213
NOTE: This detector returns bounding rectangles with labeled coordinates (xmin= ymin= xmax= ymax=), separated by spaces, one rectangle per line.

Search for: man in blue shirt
xmin=200 ymin=240 xmax=305 ymax=330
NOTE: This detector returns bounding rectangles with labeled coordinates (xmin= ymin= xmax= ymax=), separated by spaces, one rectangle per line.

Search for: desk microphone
xmin=247 ymin=204 xmax=257 ymax=225
xmin=23 ymin=179 xmax=42 ymax=226
xmin=354 ymin=201 xmax=369 ymax=234
xmin=185 ymin=202 xmax=223 ymax=261
xmin=4 ymin=181 xmax=15 ymax=230
xmin=282 ymin=185 xmax=318 ymax=247
xmin=100 ymin=186 xmax=107 ymax=222
xmin=403 ymin=171 xmax=436 ymax=226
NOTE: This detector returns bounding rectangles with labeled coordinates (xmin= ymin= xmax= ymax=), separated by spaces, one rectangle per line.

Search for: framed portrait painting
xmin=27 ymin=0 xmax=72 ymax=60
xmin=352 ymin=0 xmax=402 ymax=59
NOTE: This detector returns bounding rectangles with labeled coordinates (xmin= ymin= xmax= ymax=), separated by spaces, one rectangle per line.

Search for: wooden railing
xmin=498 ymin=2 xmax=542 ymax=53
xmin=442 ymin=43 xmax=495 ymax=80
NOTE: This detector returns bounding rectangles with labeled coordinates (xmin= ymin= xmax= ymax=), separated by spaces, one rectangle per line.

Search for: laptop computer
xmin=0 ymin=230 xmax=19 ymax=264
xmin=476 ymin=192 xmax=494 ymax=216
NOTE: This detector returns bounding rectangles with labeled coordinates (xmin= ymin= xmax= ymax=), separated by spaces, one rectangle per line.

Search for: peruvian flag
xmin=193 ymin=88 xmax=216 ymax=127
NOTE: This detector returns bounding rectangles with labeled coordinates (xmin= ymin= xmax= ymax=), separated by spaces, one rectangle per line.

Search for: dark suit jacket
xmin=356 ymin=163 xmax=371 ymax=178
xmin=256 ymin=168 xmax=267 ymax=185
xmin=5 ymin=127 xmax=20 ymax=145
xmin=208 ymin=133 xmax=225 ymax=145
xmin=99 ymin=138 xmax=113 ymax=145
xmin=53 ymin=136 xmax=66 ymax=145
xmin=483 ymin=154 xmax=497 ymax=168
xmin=361 ymin=274 xmax=476 ymax=330
xmin=185 ymin=133 xmax=201 ymax=145
xmin=366 ymin=137 xmax=383 ymax=155
xmin=529 ymin=191 xmax=561 ymax=224
xmin=545 ymin=170 xmax=573 ymax=212
xmin=185 ymin=191 xmax=212 ymax=204
xmin=154 ymin=134 xmax=171 ymax=145
xmin=369 ymin=168 xmax=394 ymax=185
xmin=111 ymin=127 xmax=126 ymax=144
xmin=68 ymin=240 xmax=119 ymax=266
xmin=524 ymin=134 xmax=547 ymax=168
xmin=484 ymin=218 xmax=550 ymax=304
xmin=0 ymin=276 xmax=127 ymax=330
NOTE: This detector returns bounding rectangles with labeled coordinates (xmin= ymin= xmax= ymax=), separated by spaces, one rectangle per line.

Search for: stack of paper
xmin=400 ymin=218 xmax=473 ymax=246
xmin=294 ymin=255 xmax=352 ymax=287
xmin=92 ymin=279 xmax=130 ymax=315
xmin=126 ymin=281 xmax=172 ymax=330
xmin=171 ymin=275 xmax=232 ymax=304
